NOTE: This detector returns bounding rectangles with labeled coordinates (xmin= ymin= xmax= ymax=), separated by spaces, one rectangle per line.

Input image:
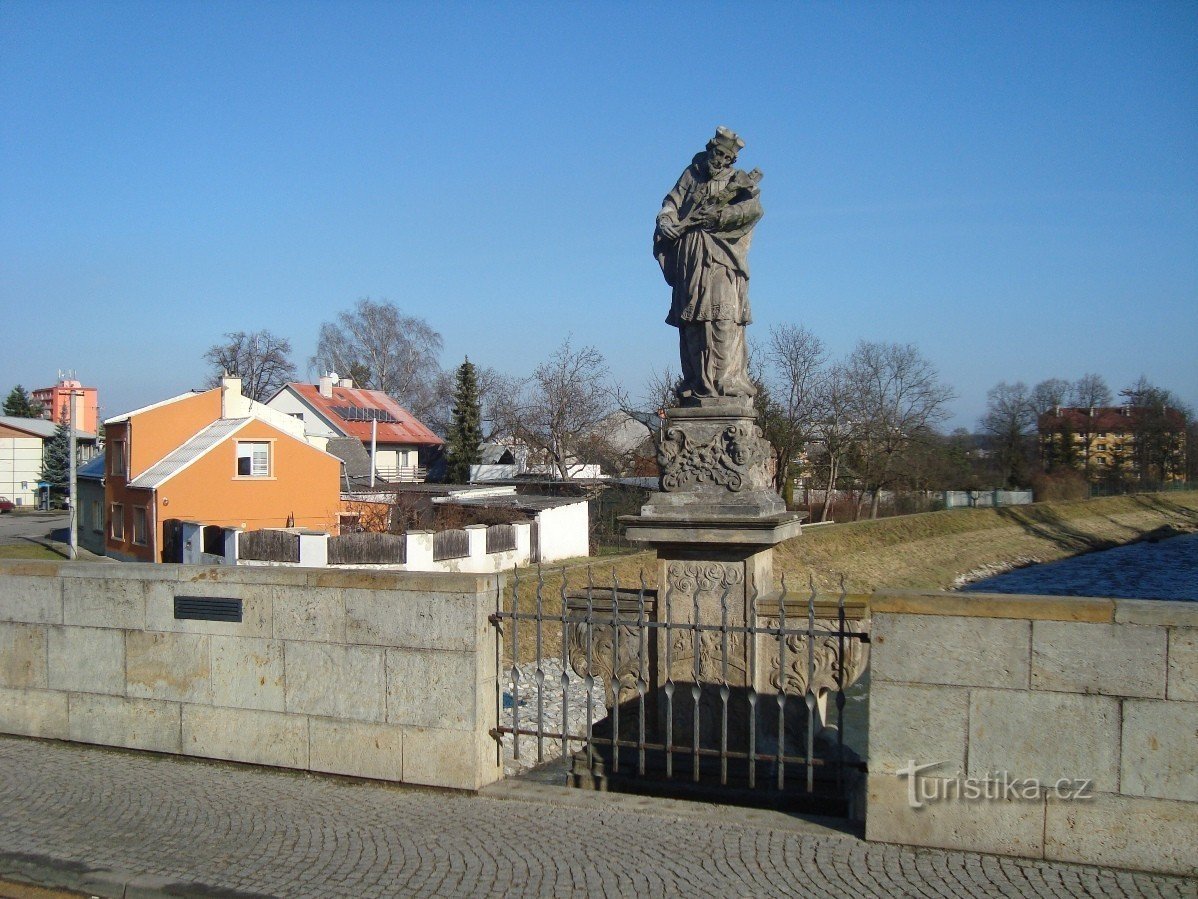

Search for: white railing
xmin=373 ymin=466 xmax=427 ymax=483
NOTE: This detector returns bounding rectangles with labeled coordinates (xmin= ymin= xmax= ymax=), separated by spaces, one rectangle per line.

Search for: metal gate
xmin=492 ymin=568 xmax=871 ymax=814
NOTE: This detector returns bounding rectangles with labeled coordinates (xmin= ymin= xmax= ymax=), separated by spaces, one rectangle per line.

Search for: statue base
xmin=641 ymin=403 xmax=786 ymax=520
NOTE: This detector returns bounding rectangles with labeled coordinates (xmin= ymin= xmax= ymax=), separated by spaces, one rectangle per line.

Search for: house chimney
xmin=318 ymin=372 xmax=337 ymax=398
xmin=220 ymin=374 xmax=243 ymax=418
xmin=338 ymin=377 xmax=354 ymax=388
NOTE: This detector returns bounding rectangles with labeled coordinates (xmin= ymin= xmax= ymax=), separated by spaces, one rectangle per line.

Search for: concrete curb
xmin=480 ymin=776 xmax=864 ymax=839
xmin=0 ymin=852 xmax=275 ymax=899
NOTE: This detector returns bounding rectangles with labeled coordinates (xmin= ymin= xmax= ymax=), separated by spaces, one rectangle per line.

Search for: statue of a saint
xmin=654 ymin=126 xmax=762 ymax=402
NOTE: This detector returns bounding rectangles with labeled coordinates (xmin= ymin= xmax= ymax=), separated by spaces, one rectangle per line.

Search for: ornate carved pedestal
xmin=623 ymin=402 xmax=805 ymax=753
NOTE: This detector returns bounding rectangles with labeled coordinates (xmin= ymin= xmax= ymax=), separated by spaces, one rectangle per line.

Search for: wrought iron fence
xmin=492 ymin=567 xmax=870 ymax=812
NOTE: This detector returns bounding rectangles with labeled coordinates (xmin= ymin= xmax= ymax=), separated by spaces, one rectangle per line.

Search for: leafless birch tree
xmin=310 ymin=298 xmax=442 ymax=417
xmin=203 ymin=329 xmax=297 ymax=402
xmin=757 ymin=324 xmax=827 ymax=504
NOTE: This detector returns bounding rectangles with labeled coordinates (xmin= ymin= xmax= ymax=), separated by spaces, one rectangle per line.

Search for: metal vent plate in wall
xmin=174 ymin=596 xmax=243 ymax=622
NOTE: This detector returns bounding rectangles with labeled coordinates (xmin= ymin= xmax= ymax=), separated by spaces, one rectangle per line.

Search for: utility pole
xmin=68 ymin=390 xmax=78 ymax=560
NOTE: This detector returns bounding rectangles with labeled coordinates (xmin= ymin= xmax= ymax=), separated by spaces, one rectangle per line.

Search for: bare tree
xmin=757 ymin=324 xmax=827 ymax=504
xmin=642 ymin=365 xmax=682 ymax=415
xmin=423 ymin=364 xmax=521 ymax=443
xmin=203 ymin=330 xmax=297 ymax=402
xmin=501 ymin=337 xmax=612 ymax=480
xmin=844 ymin=341 xmax=954 ymax=518
xmin=1030 ymin=378 xmax=1070 ymax=413
xmin=310 ymin=298 xmax=443 ymax=418
xmin=1120 ymin=376 xmax=1191 ymax=485
xmin=812 ymin=363 xmax=858 ymax=522
xmin=980 ymin=381 xmax=1038 ymax=488
xmin=1063 ymin=374 xmax=1113 ymax=474
xmin=1071 ymin=373 xmax=1112 ymax=408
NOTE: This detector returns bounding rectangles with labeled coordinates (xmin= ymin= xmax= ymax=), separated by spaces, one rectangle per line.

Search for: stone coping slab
xmin=0 ymin=559 xmax=500 ymax=595
xmin=621 ymin=513 xmax=804 ymax=546
xmin=872 ymin=591 xmax=1198 ymax=625
xmin=872 ymin=591 xmax=1115 ymax=622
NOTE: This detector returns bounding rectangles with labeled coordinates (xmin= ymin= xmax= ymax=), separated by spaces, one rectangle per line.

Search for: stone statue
xmin=654 ymin=126 xmax=763 ymax=403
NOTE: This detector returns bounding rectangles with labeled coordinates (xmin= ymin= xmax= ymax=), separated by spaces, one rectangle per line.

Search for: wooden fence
xmin=486 ymin=523 xmax=516 ymax=554
xmin=327 ymin=532 xmax=407 ymax=565
xmin=239 ymin=529 xmax=300 ymax=563
xmin=433 ymin=528 xmax=470 ymax=561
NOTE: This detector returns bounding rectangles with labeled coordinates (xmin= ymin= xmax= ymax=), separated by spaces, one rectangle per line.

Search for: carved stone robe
xmin=654 ymin=158 xmax=762 ymax=399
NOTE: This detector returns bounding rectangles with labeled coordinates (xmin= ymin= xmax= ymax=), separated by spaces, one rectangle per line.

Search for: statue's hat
xmin=711 ymin=126 xmax=745 ymax=151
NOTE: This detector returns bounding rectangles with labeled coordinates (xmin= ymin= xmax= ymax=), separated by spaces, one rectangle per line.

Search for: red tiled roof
xmin=1037 ymin=406 xmax=1187 ymax=432
xmin=289 ymin=384 xmax=443 ymax=446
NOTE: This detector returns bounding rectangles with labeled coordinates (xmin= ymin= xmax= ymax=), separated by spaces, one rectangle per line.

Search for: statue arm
xmin=655 ymin=169 xmax=695 ymax=239
xmin=712 ymin=195 xmax=762 ymax=233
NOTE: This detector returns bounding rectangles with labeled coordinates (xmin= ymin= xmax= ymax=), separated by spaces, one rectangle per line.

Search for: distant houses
xmin=1038 ymin=405 xmax=1188 ymax=484
xmin=102 ymin=376 xmax=341 ymax=562
xmin=265 ymin=374 xmax=443 ymax=484
xmin=0 ymin=415 xmax=98 ymax=509
xmin=41 ymin=370 xmax=600 ymax=568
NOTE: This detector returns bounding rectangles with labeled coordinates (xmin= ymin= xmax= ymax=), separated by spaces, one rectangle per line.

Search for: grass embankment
xmin=502 ymin=493 xmax=1197 ymax=665
xmin=507 ymin=492 xmax=1198 ymax=618
xmin=0 ymin=543 xmax=67 ymax=561
xmin=774 ymin=491 xmax=1198 ymax=592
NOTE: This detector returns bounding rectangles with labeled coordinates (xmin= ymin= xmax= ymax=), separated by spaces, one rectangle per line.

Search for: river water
xmin=961 ymin=532 xmax=1198 ymax=602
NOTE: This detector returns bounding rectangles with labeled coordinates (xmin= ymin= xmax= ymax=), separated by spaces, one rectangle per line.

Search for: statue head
xmin=704 ymin=126 xmax=744 ymax=177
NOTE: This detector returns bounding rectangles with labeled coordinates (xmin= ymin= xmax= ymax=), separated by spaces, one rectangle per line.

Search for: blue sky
xmin=2 ymin=1 xmax=1195 ymax=431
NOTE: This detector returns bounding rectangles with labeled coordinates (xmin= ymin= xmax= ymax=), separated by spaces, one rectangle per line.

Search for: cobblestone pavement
xmin=0 ymin=736 xmax=1193 ymax=898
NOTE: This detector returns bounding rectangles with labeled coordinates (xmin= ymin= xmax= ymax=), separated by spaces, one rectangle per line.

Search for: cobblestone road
xmin=0 ymin=736 xmax=1193 ymax=898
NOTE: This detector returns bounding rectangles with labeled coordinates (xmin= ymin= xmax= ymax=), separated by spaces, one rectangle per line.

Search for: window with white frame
xmin=236 ymin=441 xmax=271 ymax=477
xmin=91 ymin=500 xmax=102 ymax=533
xmin=133 ymin=507 xmax=148 ymax=545
xmin=110 ymin=504 xmax=124 ymax=540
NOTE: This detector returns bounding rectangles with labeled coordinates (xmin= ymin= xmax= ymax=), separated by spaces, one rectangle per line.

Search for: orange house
xmin=104 ymin=377 xmax=341 ymax=562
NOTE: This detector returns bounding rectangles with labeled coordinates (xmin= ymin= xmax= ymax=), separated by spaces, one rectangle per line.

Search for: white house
xmin=266 ymin=374 xmax=443 ymax=483
xmin=0 ymin=416 xmax=98 ymax=508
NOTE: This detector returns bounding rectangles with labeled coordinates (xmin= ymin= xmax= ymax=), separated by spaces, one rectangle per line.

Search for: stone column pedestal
xmin=621 ymin=402 xmax=803 ymax=752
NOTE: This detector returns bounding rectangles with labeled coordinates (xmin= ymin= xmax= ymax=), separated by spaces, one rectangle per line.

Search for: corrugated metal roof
xmin=128 ymin=418 xmax=249 ymax=489
xmin=0 ymin=416 xmax=96 ymax=441
xmin=104 ymin=390 xmax=204 ymax=425
xmin=78 ymin=453 xmax=107 ymax=480
xmin=286 ymin=384 xmax=443 ymax=447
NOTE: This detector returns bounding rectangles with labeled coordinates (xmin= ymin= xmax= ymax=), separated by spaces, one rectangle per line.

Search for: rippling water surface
xmin=962 ymin=532 xmax=1198 ymax=601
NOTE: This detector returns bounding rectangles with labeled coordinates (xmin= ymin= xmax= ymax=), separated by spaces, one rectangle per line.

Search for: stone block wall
xmin=0 ymin=560 xmax=502 ymax=791
xmin=866 ymin=591 xmax=1197 ymax=877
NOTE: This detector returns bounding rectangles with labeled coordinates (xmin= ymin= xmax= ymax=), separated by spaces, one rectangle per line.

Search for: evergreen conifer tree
xmin=39 ymin=420 xmax=73 ymax=501
xmin=446 ymin=358 xmax=483 ymax=483
xmin=3 ymin=385 xmax=43 ymax=418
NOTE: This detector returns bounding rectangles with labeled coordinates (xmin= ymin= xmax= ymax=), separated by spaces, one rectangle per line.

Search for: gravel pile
xmin=499 ymin=658 xmax=609 ymax=776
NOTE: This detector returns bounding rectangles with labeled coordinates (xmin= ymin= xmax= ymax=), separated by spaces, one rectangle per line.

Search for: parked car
xmin=0 ymin=497 xmax=14 ymax=513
